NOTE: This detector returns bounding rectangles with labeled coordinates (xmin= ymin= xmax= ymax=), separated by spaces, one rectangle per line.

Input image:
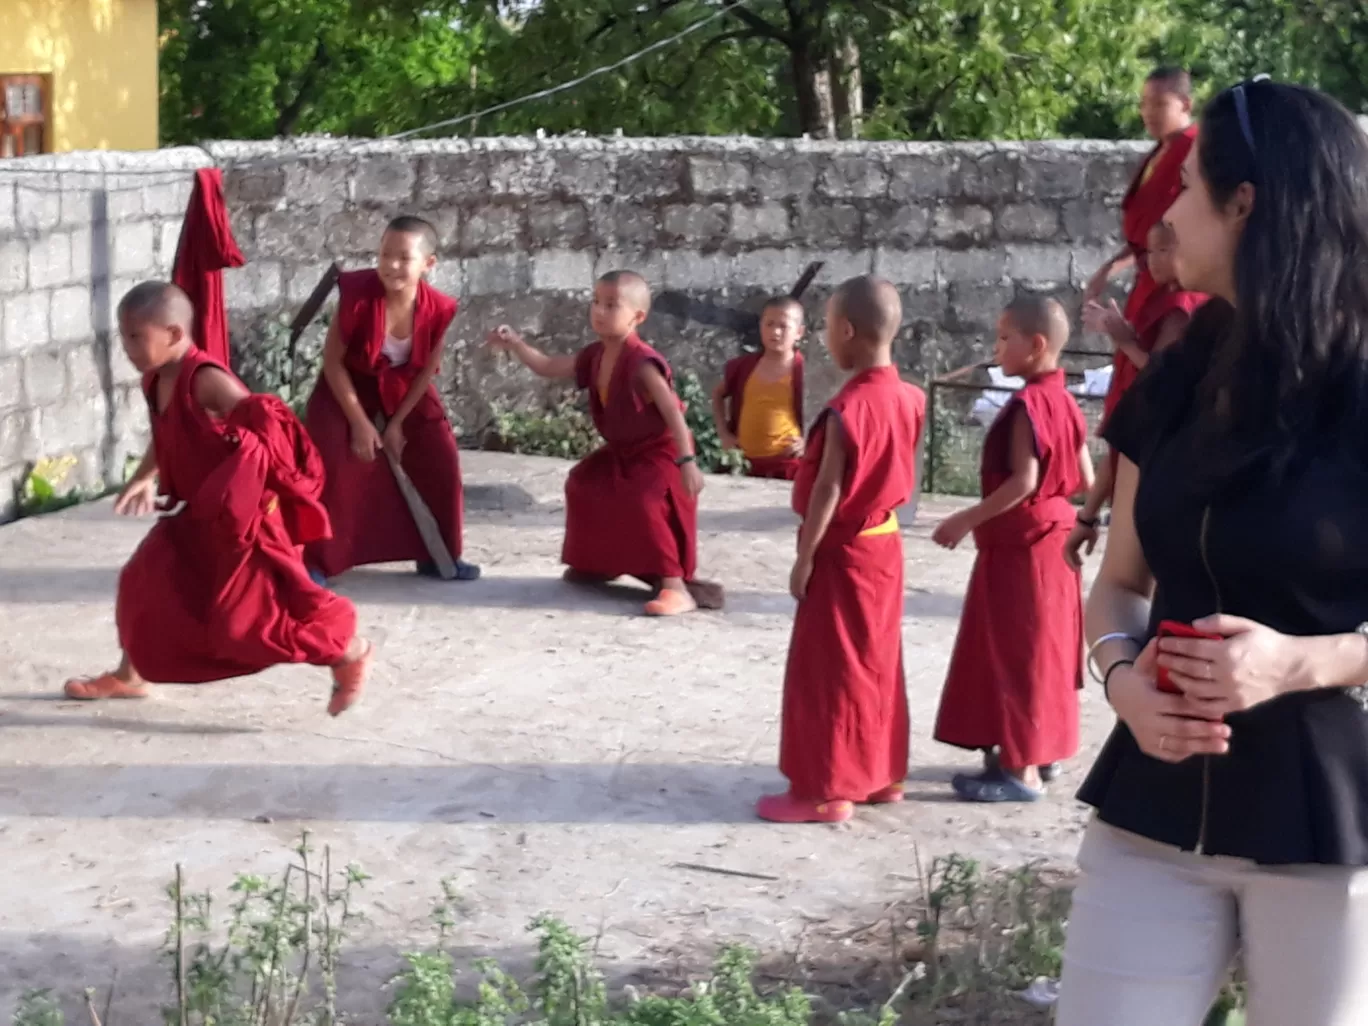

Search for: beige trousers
xmin=1055 ymin=818 xmax=1368 ymax=1026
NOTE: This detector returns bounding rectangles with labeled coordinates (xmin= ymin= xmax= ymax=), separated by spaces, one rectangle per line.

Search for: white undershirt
xmin=380 ymin=331 xmax=413 ymax=367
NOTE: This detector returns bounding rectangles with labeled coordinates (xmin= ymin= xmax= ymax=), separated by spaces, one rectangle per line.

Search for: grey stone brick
xmin=50 ymin=285 xmax=94 ymax=343
xmin=930 ymin=204 xmax=994 ymax=246
xmin=732 ymin=248 xmax=805 ymax=289
xmin=1018 ymin=153 xmax=1087 ymax=200
xmin=617 ymin=153 xmax=683 ymax=199
xmin=0 ymin=356 xmax=21 ymax=410
xmin=69 ymin=228 xmax=94 ymax=283
xmin=753 ymin=157 xmax=816 ymax=199
xmin=157 ymin=220 xmax=184 ymax=270
xmin=353 ymin=156 xmax=418 ymax=205
xmin=60 ymin=185 xmax=95 ymax=227
xmin=225 ymin=167 xmax=287 ymax=205
xmin=461 ymin=206 xmax=524 ymax=253
xmin=23 ymin=350 xmax=67 ymax=406
xmin=36 ymin=399 xmax=103 ymax=456
xmin=818 ymin=155 xmax=889 ymax=199
xmin=997 ymin=203 xmax=1061 ymax=242
xmin=28 ymin=232 xmax=72 ymax=289
xmin=663 ymin=250 xmax=734 ymax=290
xmin=527 ymin=202 xmax=590 ymax=249
xmin=3 ymin=291 xmax=49 ymax=355
xmin=793 ymin=203 xmax=862 ymax=246
xmin=730 ymin=203 xmax=789 ymax=243
xmin=552 ymin=152 xmax=615 ymax=197
xmin=1087 ymin=150 xmax=1143 ymax=196
xmin=688 ymin=156 xmax=750 ymax=197
xmin=1006 ymin=244 xmax=1073 ymax=286
xmin=224 ymin=262 xmax=283 ymax=310
xmin=106 ymin=187 xmax=145 ymax=222
xmin=888 ymin=154 xmax=957 ymax=201
xmin=145 ymin=179 xmax=193 ymax=217
xmin=939 ymin=249 xmax=1008 ymax=285
xmin=16 ymin=187 xmax=60 ymax=234
xmin=873 ymin=249 xmax=938 ymax=287
xmin=590 ymin=200 xmax=659 ymax=248
xmin=286 ymin=261 xmax=341 ymax=306
xmin=0 ymin=238 xmax=27 ymax=294
xmin=0 ymin=410 xmax=38 ymax=468
xmin=1071 ymin=247 xmax=1119 ymax=288
xmin=324 ymin=208 xmax=389 ymax=257
xmin=112 ymin=221 xmax=156 ymax=276
xmin=284 ymin=159 xmax=353 ymax=208
xmin=0 ymin=183 xmax=15 ymax=235
xmin=67 ymin=344 xmax=103 ymax=398
xmin=661 ymin=203 xmax=728 ymax=242
xmin=818 ymin=250 xmax=875 ymax=283
xmin=531 ymin=250 xmax=595 ymax=293
xmin=593 ymin=250 xmax=664 ymax=285
xmin=255 ymin=210 xmax=324 ymax=259
xmin=464 ymin=253 xmax=530 ymax=296
xmin=1062 ymin=198 xmax=1119 ymax=243
xmin=862 ymin=204 xmax=931 ymax=246
xmin=109 ymin=340 xmax=143 ymax=386
xmin=417 ymin=153 xmax=490 ymax=203
xmin=489 ymin=152 xmax=556 ymax=196
xmin=956 ymin=152 xmax=1018 ymax=201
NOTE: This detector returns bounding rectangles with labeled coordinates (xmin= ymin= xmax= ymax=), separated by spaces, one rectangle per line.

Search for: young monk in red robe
xmin=931 ymin=297 xmax=1093 ymax=801
xmin=1066 ymin=222 xmax=1206 ymax=567
xmin=63 ymin=282 xmax=371 ymax=715
xmin=305 ymin=216 xmax=478 ymax=583
xmin=486 ymin=270 xmax=710 ymax=616
xmin=711 ymin=296 xmax=806 ymax=480
xmin=757 ymin=276 xmax=926 ymax=824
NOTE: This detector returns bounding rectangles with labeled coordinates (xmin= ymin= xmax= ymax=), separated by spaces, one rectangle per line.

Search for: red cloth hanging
xmin=172 ymin=167 xmax=245 ymax=365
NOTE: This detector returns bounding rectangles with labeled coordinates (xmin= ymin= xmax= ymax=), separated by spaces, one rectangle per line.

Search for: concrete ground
xmin=0 ymin=452 xmax=1108 ymax=1021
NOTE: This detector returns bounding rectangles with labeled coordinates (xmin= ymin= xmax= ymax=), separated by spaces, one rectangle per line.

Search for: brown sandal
xmin=327 ymin=640 xmax=373 ymax=717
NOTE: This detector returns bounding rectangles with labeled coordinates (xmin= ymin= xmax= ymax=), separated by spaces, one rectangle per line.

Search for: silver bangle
xmin=1087 ymin=631 xmax=1141 ymax=683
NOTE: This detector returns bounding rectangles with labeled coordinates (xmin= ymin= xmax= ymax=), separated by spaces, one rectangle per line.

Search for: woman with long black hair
xmin=1057 ymin=80 xmax=1368 ymax=1025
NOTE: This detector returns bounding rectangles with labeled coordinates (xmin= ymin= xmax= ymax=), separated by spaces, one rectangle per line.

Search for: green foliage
xmin=12 ymin=992 xmax=64 ymax=1026
xmin=233 ymin=314 xmax=328 ymax=416
xmin=676 ymin=370 xmax=748 ymax=476
xmin=159 ymin=0 xmax=1368 ymax=146
xmin=924 ymin=398 xmax=982 ymax=499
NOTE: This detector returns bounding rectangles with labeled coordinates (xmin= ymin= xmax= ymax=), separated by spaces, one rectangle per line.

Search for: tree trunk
xmin=832 ymin=37 xmax=862 ymax=140
xmin=791 ymin=43 xmax=836 ymax=138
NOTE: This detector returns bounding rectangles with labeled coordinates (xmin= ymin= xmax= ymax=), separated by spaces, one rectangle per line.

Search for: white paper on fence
xmin=969 ymin=366 xmax=1025 ymax=426
xmin=1073 ymin=364 xmax=1113 ymax=398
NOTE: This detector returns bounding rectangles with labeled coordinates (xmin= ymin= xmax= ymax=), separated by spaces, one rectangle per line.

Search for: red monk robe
xmin=172 ymin=168 xmax=245 ymax=366
xmin=1119 ymin=125 xmax=1196 ymax=322
xmin=720 ymin=350 xmax=805 ymax=480
xmin=562 ymin=334 xmax=697 ymax=581
xmin=779 ymin=367 xmax=926 ymax=802
xmin=305 ymin=270 xmax=464 ymax=577
xmin=117 ymin=348 xmax=356 ymax=682
xmin=1100 ymin=285 xmax=1207 ymax=431
xmin=934 ymin=370 xmax=1087 ymax=768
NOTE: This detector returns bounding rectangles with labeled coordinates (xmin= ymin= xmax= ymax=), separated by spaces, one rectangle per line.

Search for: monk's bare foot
xmin=756 ymin=792 xmax=854 ymax=823
xmin=328 ymin=637 xmax=373 ymax=717
xmin=64 ymin=671 xmax=149 ymax=701
xmin=685 ymin=578 xmax=725 ymax=610
xmin=563 ymin=568 xmax=615 ymax=586
xmin=643 ymin=581 xmax=697 ymax=617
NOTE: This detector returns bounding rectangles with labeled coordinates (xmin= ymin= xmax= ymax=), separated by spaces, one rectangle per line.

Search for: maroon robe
xmin=562 ymin=335 xmax=697 ymax=580
xmin=304 ymin=270 xmax=464 ymax=577
xmin=1119 ymin=125 xmax=1197 ymax=322
xmin=934 ymin=370 xmax=1086 ymax=768
xmin=117 ymin=349 xmax=356 ymax=683
xmin=1101 ymin=286 xmax=1207 ymax=431
xmin=172 ymin=168 xmax=245 ymax=366
xmin=779 ymin=366 xmax=926 ymax=802
xmin=720 ymin=351 xmax=806 ymax=480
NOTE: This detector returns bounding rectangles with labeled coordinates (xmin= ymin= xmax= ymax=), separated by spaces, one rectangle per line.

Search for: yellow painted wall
xmin=0 ymin=0 xmax=158 ymax=152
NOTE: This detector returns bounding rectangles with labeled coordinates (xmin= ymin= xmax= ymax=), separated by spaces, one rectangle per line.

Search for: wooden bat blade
xmin=789 ymin=261 xmax=824 ymax=299
xmin=373 ymin=413 xmax=458 ymax=580
xmin=289 ymin=262 xmax=343 ymax=347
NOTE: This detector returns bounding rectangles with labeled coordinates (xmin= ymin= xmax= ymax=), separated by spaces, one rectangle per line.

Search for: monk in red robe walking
xmin=758 ymin=276 xmax=926 ymax=824
xmin=711 ymin=296 xmax=807 ymax=480
xmin=486 ymin=271 xmax=710 ymax=616
xmin=64 ymin=282 xmax=372 ymax=715
xmin=932 ymin=297 xmax=1093 ymax=801
xmin=305 ymin=216 xmax=478 ymax=582
xmin=1067 ymin=222 xmax=1206 ymax=567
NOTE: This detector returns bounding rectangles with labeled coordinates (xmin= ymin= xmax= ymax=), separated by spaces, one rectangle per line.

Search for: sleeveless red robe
xmin=934 ymin=370 xmax=1086 ymax=767
xmin=305 ymin=270 xmax=464 ymax=577
xmin=562 ymin=335 xmax=697 ymax=580
xmin=1100 ymin=286 xmax=1207 ymax=431
xmin=720 ymin=351 xmax=806 ymax=481
xmin=116 ymin=349 xmax=356 ymax=683
xmin=779 ymin=366 xmax=926 ymax=802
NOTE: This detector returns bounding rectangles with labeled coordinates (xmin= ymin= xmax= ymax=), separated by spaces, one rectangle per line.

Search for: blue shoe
xmin=416 ymin=559 xmax=481 ymax=581
xmin=951 ymin=769 xmax=1043 ymax=803
xmin=307 ymin=565 xmax=330 ymax=588
xmin=1039 ymin=762 xmax=1063 ymax=784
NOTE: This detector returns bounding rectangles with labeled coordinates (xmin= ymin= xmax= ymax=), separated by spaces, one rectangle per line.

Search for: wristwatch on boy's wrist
xmin=675 ymin=454 xmax=696 ymax=466
xmin=1077 ymin=513 xmax=1099 ymax=529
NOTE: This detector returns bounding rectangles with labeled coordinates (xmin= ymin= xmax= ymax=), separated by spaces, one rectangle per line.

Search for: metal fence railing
xmin=924 ymin=348 xmax=1114 ymax=497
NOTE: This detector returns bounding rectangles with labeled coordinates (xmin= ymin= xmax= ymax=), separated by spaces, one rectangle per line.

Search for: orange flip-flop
xmin=864 ymin=783 xmax=906 ymax=804
xmin=755 ymin=792 xmax=854 ymax=824
xmin=63 ymin=674 xmax=149 ymax=701
xmin=327 ymin=640 xmax=373 ymax=717
xmin=643 ymin=588 xmax=698 ymax=617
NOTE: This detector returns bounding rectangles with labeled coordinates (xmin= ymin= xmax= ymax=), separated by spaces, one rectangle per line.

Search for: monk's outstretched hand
xmin=485 ymin=326 xmax=521 ymax=351
xmin=932 ymin=511 xmax=972 ymax=550
xmin=790 ymin=555 xmax=814 ymax=601
xmin=114 ymin=477 xmax=157 ymax=516
xmin=1063 ymin=521 xmax=1099 ymax=570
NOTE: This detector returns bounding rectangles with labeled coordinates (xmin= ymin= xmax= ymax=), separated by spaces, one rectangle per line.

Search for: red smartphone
xmin=1156 ymin=620 xmax=1223 ymax=694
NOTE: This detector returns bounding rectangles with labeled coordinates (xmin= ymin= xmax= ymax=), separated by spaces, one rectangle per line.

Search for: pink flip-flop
xmin=755 ymin=792 xmax=854 ymax=823
xmin=327 ymin=640 xmax=373 ymax=717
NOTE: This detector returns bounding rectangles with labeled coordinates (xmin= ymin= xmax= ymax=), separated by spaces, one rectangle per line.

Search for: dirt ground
xmin=0 ymin=452 xmax=1110 ymax=1022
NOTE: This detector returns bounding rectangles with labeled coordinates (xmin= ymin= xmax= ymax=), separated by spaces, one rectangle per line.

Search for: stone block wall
xmin=0 ymin=135 xmax=1148 ymax=521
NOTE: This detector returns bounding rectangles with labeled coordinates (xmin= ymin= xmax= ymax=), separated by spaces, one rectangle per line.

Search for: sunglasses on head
xmin=1232 ymin=74 xmax=1271 ymax=158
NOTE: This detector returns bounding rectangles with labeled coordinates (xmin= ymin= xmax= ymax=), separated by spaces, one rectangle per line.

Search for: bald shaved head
xmin=1004 ymin=294 xmax=1070 ymax=354
xmin=118 ymin=280 xmax=195 ymax=333
xmin=597 ymin=270 xmax=652 ymax=315
xmin=832 ymin=276 xmax=902 ymax=343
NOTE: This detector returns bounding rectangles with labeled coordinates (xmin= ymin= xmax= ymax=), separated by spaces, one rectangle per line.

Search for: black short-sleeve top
xmin=1079 ymin=314 xmax=1368 ymax=866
